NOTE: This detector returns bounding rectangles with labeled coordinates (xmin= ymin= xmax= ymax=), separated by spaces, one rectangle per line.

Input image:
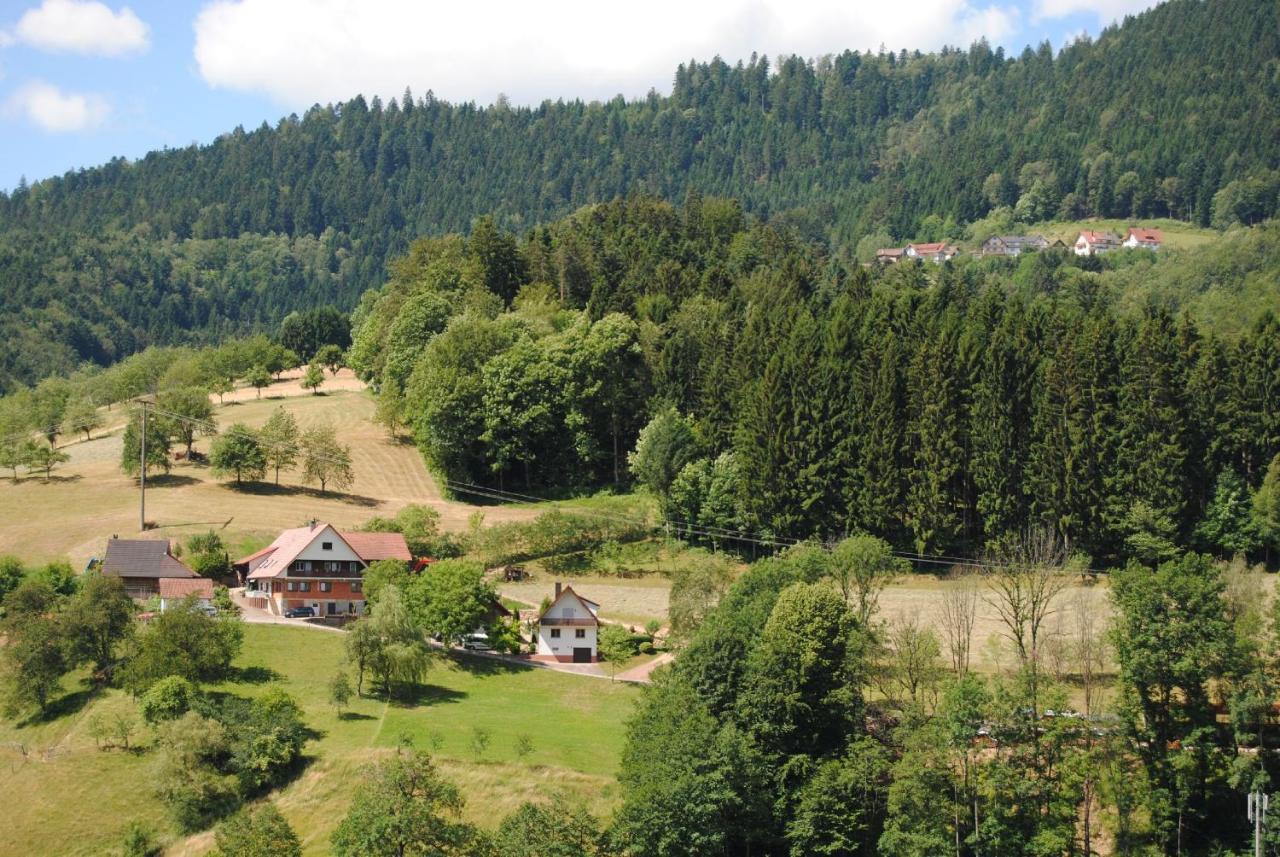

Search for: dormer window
xmin=322 ymin=541 xmax=333 ymax=551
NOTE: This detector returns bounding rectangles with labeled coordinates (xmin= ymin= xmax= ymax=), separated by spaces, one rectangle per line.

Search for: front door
xmin=572 ymin=647 xmax=592 ymax=663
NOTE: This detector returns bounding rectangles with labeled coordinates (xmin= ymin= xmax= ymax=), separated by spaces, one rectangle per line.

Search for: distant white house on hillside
xmin=904 ymin=242 xmax=960 ymax=263
xmin=1073 ymin=230 xmax=1122 ymax=256
xmin=1122 ymin=227 xmax=1163 ymax=250
xmin=534 ymin=583 xmax=600 ymax=663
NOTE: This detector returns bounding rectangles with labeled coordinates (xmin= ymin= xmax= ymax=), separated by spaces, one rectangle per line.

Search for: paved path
xmin=614 ymin=652 xmax=675 ymax=683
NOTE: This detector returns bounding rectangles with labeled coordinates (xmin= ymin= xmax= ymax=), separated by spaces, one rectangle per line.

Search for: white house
xmin=1122 ymin=227 xmax=1163 ymax=250
xmin=158 ymin=577 xmax=214 ymax=612
xmin=1073 ymin=230 xmax=1121 ymax=256
xmin=534 ymin=583 xmax=600 ymax=663
xmin=904 ymin=242 xmax=960 ymax=263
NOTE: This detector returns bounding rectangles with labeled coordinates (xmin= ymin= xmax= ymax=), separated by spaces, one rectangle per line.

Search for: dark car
xmin=283 ymin=606 xmax=315 ymax=619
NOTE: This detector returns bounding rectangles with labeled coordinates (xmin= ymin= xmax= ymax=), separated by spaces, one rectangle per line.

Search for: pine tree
xmin=904 ymin=330 xmax=964 ymax=555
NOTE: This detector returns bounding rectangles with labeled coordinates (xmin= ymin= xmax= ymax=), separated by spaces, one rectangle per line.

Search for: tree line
xmin=0 ymin=0 xmax=1275 ymax=392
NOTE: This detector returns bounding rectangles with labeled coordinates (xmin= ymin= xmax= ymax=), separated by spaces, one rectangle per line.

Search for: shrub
xmin=119 ymin=821 xmax=160 ymax=857
xmin=213 ymin=802 xmax=301 ymax=857
xmin=139 ymin=675 xmax=198 ymax=724
xmin=639 ymin=642 xmax=655 ymax=655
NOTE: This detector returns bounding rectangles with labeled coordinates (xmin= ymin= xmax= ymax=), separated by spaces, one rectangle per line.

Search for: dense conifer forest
xmin=0 ymin=0 xmax=1277 ymax=391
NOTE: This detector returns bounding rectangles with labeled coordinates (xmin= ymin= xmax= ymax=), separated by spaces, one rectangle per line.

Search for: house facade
xmin=237 ymin=523 xmax=410 ymax=617
xmin=534 ymin=583 xmax=599 ymax=663
xmin=981 ymin=234 xmax=1050 ymax=257
xmin=1073 ymin=230 xmax=1121 ymax=256
xmin=1123 ymin=227 xmax=1163 ymax=250
xmin=98 ymin=537 xmax=199 ymax=599
xmin=904 ymin=242 xmax=960 ymax=262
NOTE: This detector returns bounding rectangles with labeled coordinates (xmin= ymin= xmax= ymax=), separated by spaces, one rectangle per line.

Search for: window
xmin=575 ymin=629 xmax=586 ymax=639
xmin=319 ymin=582 xmax=332 ymax=592
xmin=351 ymin=581 xmax=362 ymax=593
xmin=287 ymin=581 xmax=296 ymax=592
xmin=550 ymin=628 xmax=561 ymax=638
xmin=298 ymin=582 xmax=311 ymax=593
xmin=321 ymin=541 xmax=333 ymax=551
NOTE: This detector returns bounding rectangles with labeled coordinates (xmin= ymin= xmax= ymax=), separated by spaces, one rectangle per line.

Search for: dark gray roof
xmin=100 ymin=539 xmax=198 ymax=579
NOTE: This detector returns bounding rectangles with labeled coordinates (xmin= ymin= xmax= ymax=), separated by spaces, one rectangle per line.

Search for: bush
xmin=213 ymin=802 xmax=301 ymax=857
xmin=139 ymin=675 xmax=198 ymax=724
xmin=639 ymin=642 xmax=655 ymax=655
xmin=119 ymin=821 xmax=160 ymax=857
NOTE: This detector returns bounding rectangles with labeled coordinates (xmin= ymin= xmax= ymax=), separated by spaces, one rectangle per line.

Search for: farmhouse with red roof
xmin=1123 ymin=227 xmax=1163 ymax=249
xmin=235 ymin=522 xmax=410 ymax=617
xmin=1073 ymin=229 xmax=1122 ymax=256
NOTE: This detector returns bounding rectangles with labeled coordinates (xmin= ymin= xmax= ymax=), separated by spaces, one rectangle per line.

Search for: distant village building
xmin=1123 ymin=227 xmax=1163 ymax=250
xmin=874 ymin=247 xmax=906 ymax=265
xmin=99 ymin=537 xmax=200 ymax=600
xmin=1073 ymin=230 xmax=1122 ymax=256
xmin=158 ymin=577 xmax=214 ymax=612
xmin=237 ymin=522 xmax=410 ymax=617
xmin=980 ymin=234 xmax=1050 ymax=257
xmin=904 ymin=242 xmax=960 ymax=263
xmin=534 ymin=583 xmax=600 ymax=663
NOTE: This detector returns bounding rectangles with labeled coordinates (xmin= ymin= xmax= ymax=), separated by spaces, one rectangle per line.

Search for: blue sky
xmin=0 ymin=0 xmax=1160 ymax=191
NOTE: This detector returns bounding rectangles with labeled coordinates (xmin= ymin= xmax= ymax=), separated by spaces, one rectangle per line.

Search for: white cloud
xmin=1033 ymin=0 xmax=1159 ymax=23
xmin=0 ymin=30 xmax=15 ymax=48
xmin=194 ymin=0 xmax=1018 ymax=107
xmin=6 ymin=80 xmax=109 ymax=131
xmin=15 ymin=0 xmax=149 ymax=56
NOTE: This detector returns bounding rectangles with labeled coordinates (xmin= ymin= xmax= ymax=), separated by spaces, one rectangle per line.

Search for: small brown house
xmin=99 ymin=538 xmax=199 ymax=599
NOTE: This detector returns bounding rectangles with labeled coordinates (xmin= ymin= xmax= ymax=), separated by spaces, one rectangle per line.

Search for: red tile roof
xmin=235 ymin=544 xmax=277 ymax=566
xmin=1127 ymin=227 xmax=1163 ymax=243
xmin=908 ymin=242 xmax=949 ymax=253
xmin=159 ymin=577 xmax=215 ymax=600
xmin=342 ymin=532 xmax=412 ymax=561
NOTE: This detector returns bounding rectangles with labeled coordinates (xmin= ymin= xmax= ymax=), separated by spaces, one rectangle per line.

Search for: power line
xmin=439 ymin=478 xmax=1109 ymax=575
xmin=12 ymin=395 xmax=1111 ymax=574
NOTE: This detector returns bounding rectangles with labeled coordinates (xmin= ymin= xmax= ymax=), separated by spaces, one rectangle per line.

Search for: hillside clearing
xmin=0 ymin=384 xmax=536 ymax=567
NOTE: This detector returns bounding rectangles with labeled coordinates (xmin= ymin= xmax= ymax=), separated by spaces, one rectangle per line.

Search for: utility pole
xmin=139 ymin=399 xmax=148 ymax=532
xmin=1249 ymin=790 xmax=1268 ymax=857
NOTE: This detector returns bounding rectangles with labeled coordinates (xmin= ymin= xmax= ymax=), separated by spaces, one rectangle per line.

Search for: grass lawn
xmin=0 ymin=623 xmax=640 ymax=857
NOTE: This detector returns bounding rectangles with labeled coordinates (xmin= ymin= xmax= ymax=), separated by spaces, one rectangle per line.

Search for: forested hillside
xmin=346 ymin=195 xmax=1280 ymax=566
xmin=1 ymin=0 xmax=1277 ymax=391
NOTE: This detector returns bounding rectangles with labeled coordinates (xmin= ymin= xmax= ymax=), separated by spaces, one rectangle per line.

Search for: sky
xmin=0 ymin=0 xmax=1161 ymax=191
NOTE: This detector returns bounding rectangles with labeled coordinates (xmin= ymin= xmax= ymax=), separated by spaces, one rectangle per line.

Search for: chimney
xmin=554 ymin=582 xmax=562 ymax=598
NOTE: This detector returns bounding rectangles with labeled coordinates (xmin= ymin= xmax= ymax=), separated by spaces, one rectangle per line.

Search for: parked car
xmin=284 ymin=606 xmax=315 ymax=619
xmin=461 ymin=633 xmax=492 ymax=651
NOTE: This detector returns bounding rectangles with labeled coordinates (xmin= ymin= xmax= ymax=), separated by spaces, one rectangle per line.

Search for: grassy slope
xmin=0 ymin=624 xmax=639 ymax=857
xmin=0 ymin=377 xmax=536 ymax=567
